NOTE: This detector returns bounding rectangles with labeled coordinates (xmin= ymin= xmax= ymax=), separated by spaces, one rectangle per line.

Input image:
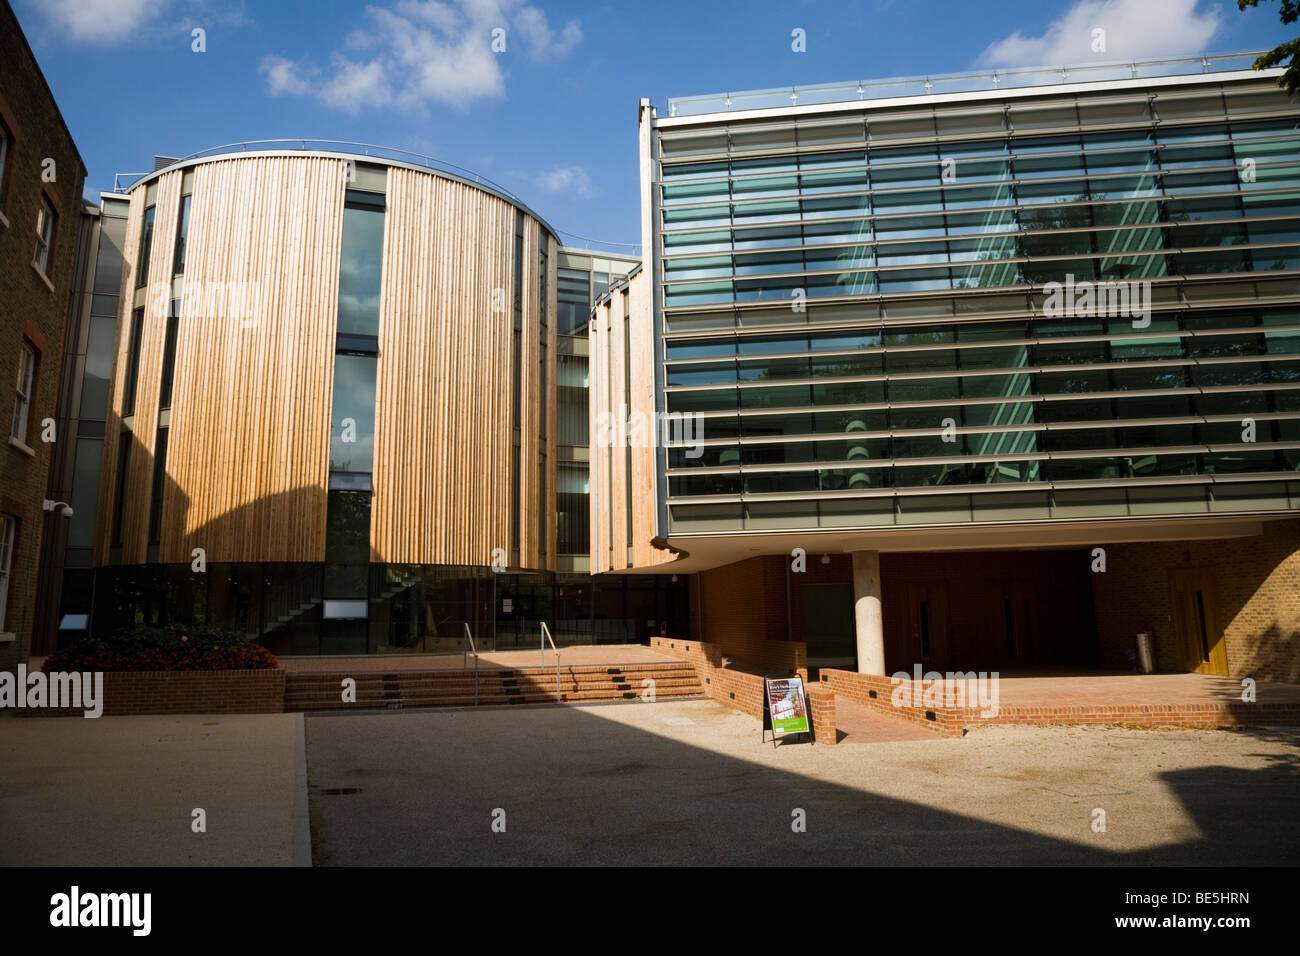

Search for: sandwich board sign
xmin=763 ymin=676 xmax=812 ymax=746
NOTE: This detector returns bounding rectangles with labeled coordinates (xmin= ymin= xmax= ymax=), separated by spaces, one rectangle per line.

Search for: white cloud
xmin=513 ymin=5 xmax=582 ymax=62
xmin=28 ymin=0 xmax=169 ymax=44
xmin=533 ymin=165 xmax=593 ymax=198
xmin=260 ymin=0 xmax=583 ymax=113
xmin=978 ymin=0 xmax=1222 ymax=68
xmin=24 ymin=0 xmax=248 ymax=45
xmin=262 ymin=55 xmax=313 ymax=97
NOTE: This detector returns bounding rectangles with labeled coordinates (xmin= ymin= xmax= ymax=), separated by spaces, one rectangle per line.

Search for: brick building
xmin=0 ymin=0 xmax=88 ymax=669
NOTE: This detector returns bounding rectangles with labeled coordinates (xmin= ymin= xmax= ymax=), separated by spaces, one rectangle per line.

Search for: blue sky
xmin=14 ymin=0 xmax=1293 ymax=252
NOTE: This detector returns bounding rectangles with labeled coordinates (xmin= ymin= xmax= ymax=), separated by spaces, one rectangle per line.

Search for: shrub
xmin=43 ymin=624 xmax=279 ymax=672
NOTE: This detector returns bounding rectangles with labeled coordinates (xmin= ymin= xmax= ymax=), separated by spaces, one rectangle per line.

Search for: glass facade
xmin=654 ymin=78 xmax=1300 ymax=531
xmin=85 ymin=563 xmax=689 ymax=656
xmin=324 ymin=180 xmax=386 ymax=639
xmin=554 ymin=251 xmax=638 ymax=568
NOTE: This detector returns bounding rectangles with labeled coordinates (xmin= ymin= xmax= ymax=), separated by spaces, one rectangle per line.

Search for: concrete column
xmin=852 ymin=550 xmax=885 ymax=675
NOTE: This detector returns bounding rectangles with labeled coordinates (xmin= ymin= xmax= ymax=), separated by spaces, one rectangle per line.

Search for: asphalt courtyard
xmin=2 ymin=700 xmax=1296 ymax=866
xmin=306 ymin=697 xmax=1300 ymax=866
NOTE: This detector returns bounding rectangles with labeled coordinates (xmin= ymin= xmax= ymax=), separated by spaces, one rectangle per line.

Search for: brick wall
xmin=1092 ymin=518 xmax=1300 ymax=682
xmin=807 ymin=682 xmax=837 ymax=745
xmin=652 ymin=636 xmax=833 ymax=743
xmin=12 ymin=669 xmax=286 ymax=717
xmin=0 ymin=2 xmax=87 ymax=672
xmin=696 ymin=556 xmax=808 ymax=680
xmin=821 ymin=668 xmax=962 ymax=736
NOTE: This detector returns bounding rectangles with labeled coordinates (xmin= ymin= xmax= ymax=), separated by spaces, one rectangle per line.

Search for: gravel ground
xmin=305 ymin=698 xmax=1300 ymax=866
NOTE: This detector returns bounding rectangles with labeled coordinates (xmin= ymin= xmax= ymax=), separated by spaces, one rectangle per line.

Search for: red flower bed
xmin=43 ymin=624 xmax=279 ymax=673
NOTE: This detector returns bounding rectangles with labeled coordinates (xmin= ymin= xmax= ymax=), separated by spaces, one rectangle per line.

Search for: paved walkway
xmin=991 ymin=671 xmax=1300 ymax=707
xmin=0 ymin=713 xmax=306 ymax=866
xmin=833 ymin=697 xmax=945 ymax=743
xmin=280 ymin=643 xmax=674 ymax=673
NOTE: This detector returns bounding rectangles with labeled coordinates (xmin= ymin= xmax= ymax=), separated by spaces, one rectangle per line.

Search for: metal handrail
xmin=132 ymin=139 xmax=526 ymax=201
xmin=666 ymin=50 xmax=1272 ymax=117
xmin=541 ymin=622 xmax=561 ymax=702
xmin=464 ymin=622 xmax=479 ymax=707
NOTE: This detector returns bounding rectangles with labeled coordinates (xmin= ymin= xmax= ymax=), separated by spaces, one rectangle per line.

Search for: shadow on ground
xmin=305 ymin=700 xmax=1300 ymax=866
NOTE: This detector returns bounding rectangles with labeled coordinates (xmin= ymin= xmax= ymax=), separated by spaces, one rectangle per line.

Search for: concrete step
xmin=283 ymin=659 xmax=704 ymax=712
xmin=290 ymin=687 xmax=708 ymax=712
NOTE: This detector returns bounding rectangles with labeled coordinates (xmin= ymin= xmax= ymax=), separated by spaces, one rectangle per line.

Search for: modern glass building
xmin=555 ymin=248 xmax=639 ymax=569
xmin=35 ymin=143 xmax=684 ymax=657
xmin=594 ymin=53 xmax=1300 ymax=681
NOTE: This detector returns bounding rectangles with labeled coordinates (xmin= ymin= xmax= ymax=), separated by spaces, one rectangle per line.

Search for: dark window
xmin=136 ymin=205 xmax=155 ymax=287
xmin=33 ymin=197 xmax=56 ymax=275
xmin=0 ymin=118 xmax=12 ymax=211
xmin=323 ymin=491 xmax=372 ymax=599
xmin=122 ymin=307 xmax=145 ymax=416
xmin=10 ymin=340 xmax=36 ymax=442
xmin=558 ymin=268 xmax=590 ymax=334
xmin=148 ymin=428 xmax=169 ymax=545
xmin=539 ymin=451 xmax=547 ymax=557
xmin=110 ymin=436 xmax=132 ymax=546
xmin=172 ymin=194 xmax=191 ymax=275
xmin=513 ymin=231 xmax=524 ymax=305
xmin=158 ymin=299 xmax=180 ymax=409
xmin=556 ymin=462 xmax=589 ymax=555
xmin=511 ymin=443 xmax=520 ymax=557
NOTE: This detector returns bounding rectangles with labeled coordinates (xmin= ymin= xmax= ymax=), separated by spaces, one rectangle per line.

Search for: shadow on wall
xmin=81 ymin=483 xmax=327 ymax=647
xmin=1229 ymin=623 xmax=1300 ymax=686
xmin=1091 ymin=519 xmax=1300 ymax=683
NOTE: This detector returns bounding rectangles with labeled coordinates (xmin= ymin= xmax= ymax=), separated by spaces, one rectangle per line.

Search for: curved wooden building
xmin=97 ymin=149 xmax=556 ymax=570
xmin=33 ymin=145 xmax=692 ymax=657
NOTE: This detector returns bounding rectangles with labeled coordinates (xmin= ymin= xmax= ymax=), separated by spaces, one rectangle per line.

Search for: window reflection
xmin=330 ymin=353 xmax=376 ymax=472
xmin=338 ymin=203 xmax=385 ymax=336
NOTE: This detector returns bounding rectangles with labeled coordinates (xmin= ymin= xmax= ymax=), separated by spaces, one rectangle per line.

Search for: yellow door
xmin=1169 ymin=568 xmax=1228 ymax=675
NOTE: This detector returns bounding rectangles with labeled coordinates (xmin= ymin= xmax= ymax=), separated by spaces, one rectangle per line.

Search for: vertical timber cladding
xmin=119 ymin=171 xmax=182 ymax=563
xmin=158 ymin=155 xmax=345 ymax=563
xmin=627 ymin=273 xmax=668 ymax=569
xmin=93 ymin=186 xmax=145 ymax=564
xmin=610 ymin=282 xmax=629 ymax=566
xmin=370 ymin=169 xmax=544 ymax=567
xmin=588 ymin=306 xmax=605 ymax=572
xmin=588 ymin=271 xmax=673 ymax=572
xmin=519 ymin=221 xmax=540 ymax=566
xmin=545 ymin=233 xmax=559 ymax=562
xmin=589 ymin=292 xmax=612 ymax=573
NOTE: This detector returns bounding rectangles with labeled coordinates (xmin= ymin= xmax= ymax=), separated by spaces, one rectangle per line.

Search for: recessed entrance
xmin=799 ymin=581 xmax=856 ymax=674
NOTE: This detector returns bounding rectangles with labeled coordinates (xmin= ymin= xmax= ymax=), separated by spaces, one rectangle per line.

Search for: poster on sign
xmin=763 ymin=676 xmax=811 ymax=745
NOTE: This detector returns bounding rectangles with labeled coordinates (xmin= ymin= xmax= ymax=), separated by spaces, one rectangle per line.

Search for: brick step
xmin=285 ymin=678 xmax=703 ymax=704
xmin=284 ymin=662 xmax=693 ymax=683
xmin=284 ymin=667 xmax=700 ymax=689
xmin=282 ymin=659 xmax=704 ymax=712
xmin=286 ymin=687 xmax=706 ymax=712
xmin=285 ymin=668 xmax=699 ymax=694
